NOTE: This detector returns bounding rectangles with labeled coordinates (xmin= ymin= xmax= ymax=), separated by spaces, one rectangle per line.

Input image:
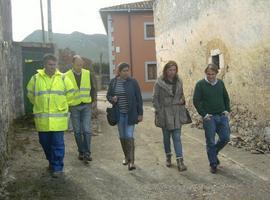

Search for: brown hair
xmin=115 ymin=62 xmax=130 ymax=76
xmin=204 ymin=63 xmax=219 ymax=74
xmin=163 ymin=60 xmax=178 ymax=79
xmin=117 ymin=62 xmax=129 ymax=71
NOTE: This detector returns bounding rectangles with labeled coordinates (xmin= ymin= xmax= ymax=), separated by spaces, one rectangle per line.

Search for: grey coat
xmin=152 ymin=75 xmax=185 ymax=130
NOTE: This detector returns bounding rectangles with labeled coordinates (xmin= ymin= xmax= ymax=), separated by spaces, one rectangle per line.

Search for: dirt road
xmin=1 ymin=96 xmax=270 ymax=200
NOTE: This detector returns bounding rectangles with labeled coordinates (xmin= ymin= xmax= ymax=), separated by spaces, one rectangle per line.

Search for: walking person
xmin=193 ymin=63 xmax=230 ymax=174
xmin=153 ymin=61 xmax=187 ymax=172
xmin=27 ymin=54 xmax=74 ymax=178
xmin=65 ymin=55 xmax=96 ymax=164
xmin=106 ymin=63 xmax=143 ymax=170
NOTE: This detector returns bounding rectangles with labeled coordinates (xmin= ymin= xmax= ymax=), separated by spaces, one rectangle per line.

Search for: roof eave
xmin=99 ymin=9 xmax=153 ymax=34
xmin=100 ymin=8 xmax=153 ymax=12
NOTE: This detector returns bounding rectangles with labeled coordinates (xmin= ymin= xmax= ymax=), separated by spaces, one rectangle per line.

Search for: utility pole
xmin=40 ymin=0 xmax=45 ymax=43
xmin=99 ymin=52 xmax=103 ymax=76
xmin=47 ymin=0 xmax=53 ymax=42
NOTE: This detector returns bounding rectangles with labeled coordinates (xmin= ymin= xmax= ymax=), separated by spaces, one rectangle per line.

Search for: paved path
xmin=1 ymin=98 xmax=270 ymax=200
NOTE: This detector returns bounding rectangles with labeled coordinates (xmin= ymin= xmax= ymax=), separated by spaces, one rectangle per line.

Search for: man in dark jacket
xmin=193 ymin=63 xmax=230 ymax=174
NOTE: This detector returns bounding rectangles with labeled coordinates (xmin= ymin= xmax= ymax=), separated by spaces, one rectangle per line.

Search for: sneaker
xmin=51 ymin=171 xmax=64 ymax=178
xmin=210 ymin=165 xmax=217 ymax=174
xmin=122 ymin=159 xmax=128 ymax=165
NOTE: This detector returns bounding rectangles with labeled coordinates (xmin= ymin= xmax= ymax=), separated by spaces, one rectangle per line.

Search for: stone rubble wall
xmin=154 ymin=0 xmax=270 ymax=153
xmin=0 ymin=0 xmax=24 ymax=174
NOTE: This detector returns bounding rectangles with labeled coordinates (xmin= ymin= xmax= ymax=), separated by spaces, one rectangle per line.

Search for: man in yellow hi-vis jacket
xmin=27 ymin=54 xmax=74 ymax=178
xmin=65 ymin=55 xmax=96 ymax=164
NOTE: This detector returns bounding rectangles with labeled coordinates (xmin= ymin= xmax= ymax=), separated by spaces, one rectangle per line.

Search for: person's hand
xmin=204 ymin=114 xmax=212 ymax=120
xmin=222 ymin=111 xmax=230 ymax=117
xmin=138 ymin=115 xmax=143 ymax=122
xmin=111 ymin=96 xmax=118 ymax=103
xmin=180 ymin=96 xmax=186 ymax=105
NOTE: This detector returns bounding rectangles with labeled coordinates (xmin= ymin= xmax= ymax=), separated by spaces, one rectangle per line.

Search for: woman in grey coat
xmin=153 ymin=61 xmax=187 ymax=171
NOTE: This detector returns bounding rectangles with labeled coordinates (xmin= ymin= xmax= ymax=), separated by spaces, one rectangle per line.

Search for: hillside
xmin=23 ymin=30 xmax=109 ymax=63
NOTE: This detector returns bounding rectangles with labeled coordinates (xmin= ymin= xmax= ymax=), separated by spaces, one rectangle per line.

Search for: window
xmin=208 ymin=49 xmax=224 ymax=69
xmin=212 ymin=55 xmax=220 ymax=69
xmin=145 ymin=62 xmax=157 ymax=82
xmin=144 ymin=22 xmax=155 ymax=40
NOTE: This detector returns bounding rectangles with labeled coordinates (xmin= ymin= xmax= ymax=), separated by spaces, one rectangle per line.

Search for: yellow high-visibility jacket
xmin=65 ymin=69 xmax=92 ymax=106
xmin=27 ymin=69 xmax=75 ymax=132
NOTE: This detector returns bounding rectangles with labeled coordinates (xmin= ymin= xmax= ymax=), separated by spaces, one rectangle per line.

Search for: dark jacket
xmin=106 ymin=77 xmax=143 ymax=125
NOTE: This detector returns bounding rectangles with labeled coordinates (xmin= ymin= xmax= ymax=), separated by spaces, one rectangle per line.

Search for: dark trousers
xmin=38 ymin=131 xmax=65 ymax=172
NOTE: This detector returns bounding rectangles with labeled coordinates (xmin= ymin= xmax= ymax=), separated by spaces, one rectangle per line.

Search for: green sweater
xmin=193 ymin=79 xmax=230 ymax=117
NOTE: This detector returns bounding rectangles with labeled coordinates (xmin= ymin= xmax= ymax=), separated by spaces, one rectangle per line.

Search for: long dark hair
xmin=163 ymin=60 xmax=179 ymax=80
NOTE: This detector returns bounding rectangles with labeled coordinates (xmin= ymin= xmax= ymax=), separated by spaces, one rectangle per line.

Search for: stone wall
xmin=154 ymin=0 xmax=270 ymax=151
xmin=0 ymin=0 xmax=24 ymax=174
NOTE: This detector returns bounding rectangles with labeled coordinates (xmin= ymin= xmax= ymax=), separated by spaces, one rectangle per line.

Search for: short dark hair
xmin=43 ymin=54 xmax=57 ymax=65
xmin=163 ymin=60 xmax=178 ymax=79
xmin=204 ymin=63 xmax=219 ymax=74
xmin=117 ymin=62 xmax=130 ymax=72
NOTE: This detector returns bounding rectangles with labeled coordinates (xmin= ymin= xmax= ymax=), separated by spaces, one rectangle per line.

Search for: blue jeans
xmin=38 ymin=131 xmax=65 ymax=172
xmin=117 ymin=113 xmax=135 ymax=139
xmin=203 ymin=115 xmax=230 ymax=167
xmin=162 ymin=128 xmax=183 ymax=158
xmin=70 ymin=104 xmax=92 ymax=155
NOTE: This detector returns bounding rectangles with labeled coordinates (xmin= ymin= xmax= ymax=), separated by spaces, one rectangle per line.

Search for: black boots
xmin=120 ymin=138 xmax=136 ymax=170
xmin=166 ymin=153 xmax=172 ymax=167
xmin=176 ymin=157 xmax=187 ymax=172
xmin=120 ymin=139 xmax=128 ymax=165
xmin=127 ymin=138 xmax=136 ymax=170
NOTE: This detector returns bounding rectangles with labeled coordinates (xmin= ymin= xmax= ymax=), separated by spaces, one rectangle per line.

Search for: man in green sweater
xmin=193 ymin=63 xmax=230 ymax=174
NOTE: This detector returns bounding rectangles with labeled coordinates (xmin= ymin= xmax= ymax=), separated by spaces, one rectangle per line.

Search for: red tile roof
xmin=100 ymin=0 xmax=153 ymax=12
xmin=100 ymin=1 xmax=153 ymax=33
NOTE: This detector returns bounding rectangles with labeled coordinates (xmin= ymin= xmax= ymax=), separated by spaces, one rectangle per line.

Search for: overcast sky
xmin=11 ymin=0 xmax=140 ymax=41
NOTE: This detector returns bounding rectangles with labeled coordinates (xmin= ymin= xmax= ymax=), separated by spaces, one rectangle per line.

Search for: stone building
xmin=0 ymin=0 xmax=24 ymax=174
xmin=153 ymin=0 xmax=270 ymax=150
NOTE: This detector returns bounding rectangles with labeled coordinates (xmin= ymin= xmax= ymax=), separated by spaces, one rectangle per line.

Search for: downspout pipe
xmin=128 ymin=9 xmax=133 ymax=77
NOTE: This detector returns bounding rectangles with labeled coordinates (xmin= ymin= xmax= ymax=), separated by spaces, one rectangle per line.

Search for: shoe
xmin=51 ymin=171 xmax=64 ymax=178
xmin=210 ymin=165 xmax=217 ymax=174
xmin=128 ymin=163 xmax=136 ymax=171
xmin=83 ymin=153 xmax=91 ymax=164
xmin=166 ymin=153 xmax=172 ymax=167
xmin=176 ymin=158 xmax=187 ymax=172
xmin=122 ymin=159 xmax=128 ymax=165
xmin=78 ymin=152 xmax=84 ymax=160
xmin=85 ymin=154 xmax=92 ymax=161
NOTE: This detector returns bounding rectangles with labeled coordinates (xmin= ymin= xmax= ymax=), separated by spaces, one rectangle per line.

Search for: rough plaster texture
xmin=154 ymin=0 xmax=270 ymax=122
xmin=0 ymin=0 xmax=24 ymax=174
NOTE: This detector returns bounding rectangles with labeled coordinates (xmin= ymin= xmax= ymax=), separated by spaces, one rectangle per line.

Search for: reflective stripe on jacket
xmin=27 ymin=68 xmax=74 ymax=131
xmin=65 ymin=69 xmax=92 ymax=106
